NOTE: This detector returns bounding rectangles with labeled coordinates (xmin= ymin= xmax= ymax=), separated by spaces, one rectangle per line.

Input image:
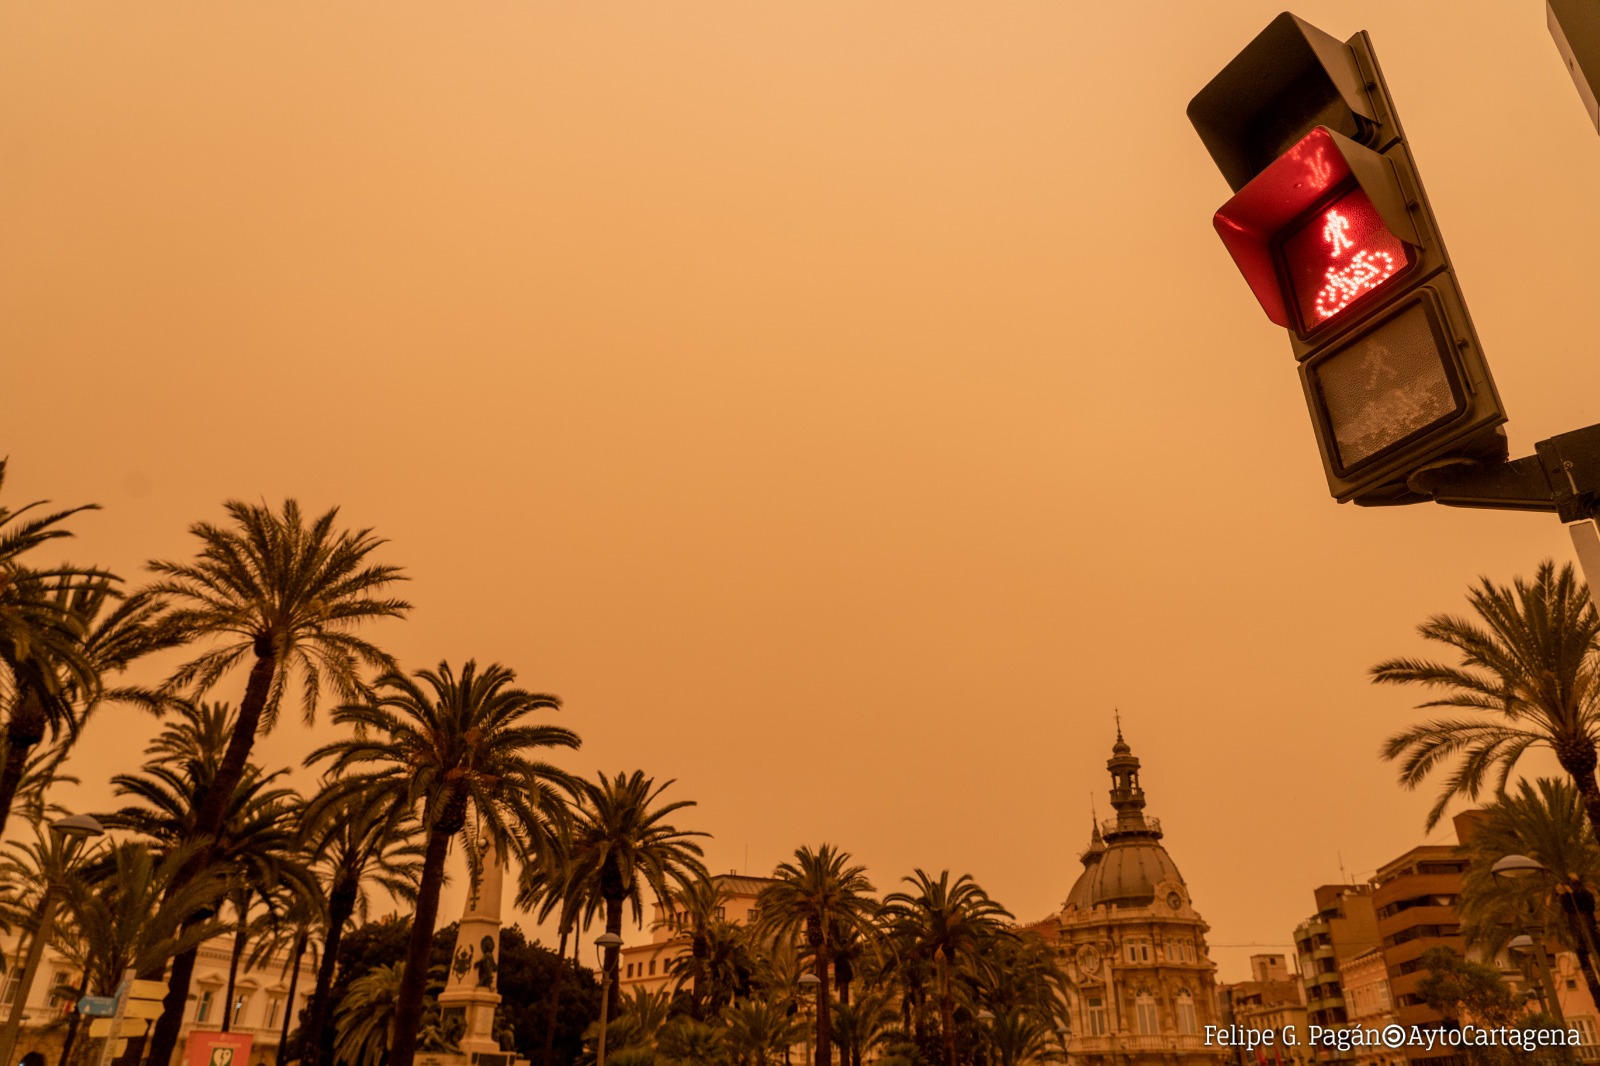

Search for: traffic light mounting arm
xmin=1410 ymin=423 xmax=1600 ymax=521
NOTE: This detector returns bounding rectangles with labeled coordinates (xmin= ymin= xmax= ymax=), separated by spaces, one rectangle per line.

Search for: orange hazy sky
xmin=5 ymin=1 xmax=1600 ymax=981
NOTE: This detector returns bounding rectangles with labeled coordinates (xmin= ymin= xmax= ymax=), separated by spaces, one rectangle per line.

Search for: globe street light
xmin=594 ymin=932 xmax=624 ymax=1066
xmin=1493 ymin=854 xmax=1566 ymax=1026
xmin=0 ymin=814 xmax=105 ymax=1063
xmin=798 ymin=972 xmax=821 ymax=1066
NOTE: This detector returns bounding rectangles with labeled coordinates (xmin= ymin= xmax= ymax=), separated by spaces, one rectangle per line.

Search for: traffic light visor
xmin=1212 ymin=127 xmax=1419 ymax=334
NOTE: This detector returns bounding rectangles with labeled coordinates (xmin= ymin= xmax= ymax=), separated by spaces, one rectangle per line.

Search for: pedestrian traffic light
xmin=1188 ymin=13 xmax=1508 ymax=505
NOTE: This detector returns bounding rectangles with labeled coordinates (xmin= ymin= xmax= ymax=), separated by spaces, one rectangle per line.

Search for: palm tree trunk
xmin=937 ymin=952 xmax=955 ymax=1066
xmin=541 ymin=921 xmax=570 ymax=1066
xmin=221 ymin=888 xmax=252 ymax=1033
xmin=143 ymin=649 xmax=278 ymax=1066
xmin=604 ymin=895 xmax=624 ymax=1017
xmin=811 ymin=923 xmax=833 ymax=1066
xmin=0 ymin=689 xmax=47 ymax=840
xmin=390 ymin=817 xmax=454 ymax=1066
xmin=307 ymin=878 xmax=360 ymax=1066
xmin=276 ymin=925 xmax=309 ymax=1066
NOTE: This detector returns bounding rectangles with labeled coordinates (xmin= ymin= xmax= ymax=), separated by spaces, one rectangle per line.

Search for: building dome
xmin=1069 ymin=835 xmax=1186 ymax=908
xmin=1064 ymin=730 xmax=1188 ymax=910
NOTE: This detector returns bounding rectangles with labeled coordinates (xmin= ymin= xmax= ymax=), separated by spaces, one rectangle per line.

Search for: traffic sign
xmin=78 ymin=995 xmax=116 ymax=1018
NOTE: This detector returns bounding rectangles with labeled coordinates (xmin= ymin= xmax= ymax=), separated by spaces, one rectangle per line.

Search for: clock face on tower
xmin=1075 ymin=944 xmax=1101 ymax=975
xmin=1167 ymin=891 xmax=1183 ymax=911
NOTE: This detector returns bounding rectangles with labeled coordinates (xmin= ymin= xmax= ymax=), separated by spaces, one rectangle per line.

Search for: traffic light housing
xmin=1188 ymin=13 xmax=1507 ymax=505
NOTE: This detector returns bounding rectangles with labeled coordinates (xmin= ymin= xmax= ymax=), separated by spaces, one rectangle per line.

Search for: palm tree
xmin=662 ymin=873 xmax=732 ymax=1019
xmin=564 ymin=771 xmax=709 ymax=1010
xmin=516 ymin=838 xmax=593 ymax=1066
xmin=0 ymin=572 xmax=125 ymax=840
xmin=666 ymin=916 xmax=758 ymax=1017
xmin=1459 ymin=777 xmax=1600 ymax=1005
xmin=831 ymin=989 xmax=897 ymax=1066
xmin=722 ymin=998 xmax=803 ymax=1066
xmin=335 ymin=962 xmax=406 ymax=1066
xmin=987 ymin=1009 xmax=1065 ymax=1066
xmin=881 ymin=870 xmax=1012 ymax=1066
xmin=298 ymin=785 xmax=423 ymax=1066
xmin=101 ymin=702 xmax=316 ymax=1050
xmin=0 ymin=467 xmax=108 ymax=789
xmin=756 ymin=845 xmax=877 ymax=1066
xmin=310 ymin=659 xmax=579 ymax=1066
xmin=1377 ymin=561 xmax=1600 ymax=830
xmin=57 ymin=840 xmax=228 ymax=995
xmin=141 ymin=498 xmax=409 ymax=1064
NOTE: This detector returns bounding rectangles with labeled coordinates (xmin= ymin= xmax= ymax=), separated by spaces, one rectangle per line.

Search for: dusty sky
xmin=5 ymin=1 xmax=1600 ymax=982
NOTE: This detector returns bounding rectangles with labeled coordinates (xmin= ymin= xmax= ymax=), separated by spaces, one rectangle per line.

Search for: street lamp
xmin=593 ymin=932 xmax=624 ymax=1066
xmin=1493 ymin=854 xmax=1567 ymax=1026
xmin=0 ymin=814 xmax=105 ymax=1064
xmin=798 ymin=972 xmax=820 ymax=1066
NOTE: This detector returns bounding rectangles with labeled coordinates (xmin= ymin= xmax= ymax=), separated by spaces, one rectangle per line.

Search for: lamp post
xmin=798 ymin=972 xmax=820 ymax=1066
xmin=0 ymin=814 xmax=105 ymax=1064
xmin=593 ymin=932 xmax=623 ymax=1066
xmin=976 ymin=1009 xmax=994 ymax=1066
xmin=1492 ymin=854 xmax=1567 ymax=1026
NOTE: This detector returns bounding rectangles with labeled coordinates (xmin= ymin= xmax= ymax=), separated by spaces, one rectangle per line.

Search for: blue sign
xmin=78 ymin=994 xmax=116 ymax=1017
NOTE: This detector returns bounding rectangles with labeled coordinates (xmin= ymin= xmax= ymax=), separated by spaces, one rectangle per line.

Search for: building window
xmin=231 ymin=992 xmax=250 ymax=1026
xmin=1176 ymin=989 xmax=1198 ymax=1034
xmin=196 ymin=990 xmax=214 ymax=1023
xmin=1126 ymin=939 xmax=1151 ymax=964
xmin=626 ymin=963 xmax=634 ymax=978
xmin=1135 ymin=992 xmax=1159 ymax=1035
xmin=1086 ymin=996 xmax=1108 ymax=1036
xmin=48 ymin=970 xmax=75 ymax=1007
xmin=266 ymin=996 xmax=282 ymax=1029
xmin=1573 ymin=1017 xmax=1597 ymax=1045
xmin=648 ymin=960 xmax=656 ymax=976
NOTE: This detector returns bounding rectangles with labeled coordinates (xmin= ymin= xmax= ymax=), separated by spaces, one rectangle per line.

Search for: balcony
xmin=1070 ymin=1034 xmax=1210 ymax=1055
xmin=1101 ymin=817 xmax=1162 ymax=837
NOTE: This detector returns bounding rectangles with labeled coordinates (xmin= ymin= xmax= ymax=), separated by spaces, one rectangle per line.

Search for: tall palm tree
xmin=564 ymin=771 xmax=709 ymax=1011
xmin=102 ymin=702 xmax=316 ymax=1051
xmin=141 ymin=498 xmax=409 ymax=1064
xmin=1459 ymin=777 xmax=1600 ymax=1005
xmin=309 ymin=659 xmax=579 ymax=1066
xmin=881 ymin=870 xmax=1012 ymax=1066
xmin=298 ymin=785 xmax=423 ymax=1066
xmin=1377 ymin=561 xmax=1600 ymax=830
xmin=663 ymin=872 xmax=732 ymax=1019
xmin=56 ymin=839 xmax=228 ymax=996
xmin=516 ymin=837 xmax=592 ymax=1066
xmin=0 ymin=468 xmax=107 ymax=765
xmin=0 ymin=572 xmax=132 ymax=840
xmin=756 ymin=845 xmax=877 ymax=1066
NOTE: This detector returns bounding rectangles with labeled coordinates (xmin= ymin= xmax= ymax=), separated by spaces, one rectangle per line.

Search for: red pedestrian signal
xmin=1189 ymin=13 xmax=1507 ymax=505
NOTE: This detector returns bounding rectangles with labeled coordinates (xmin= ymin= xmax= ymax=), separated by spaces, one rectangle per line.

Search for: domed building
xmin=1054 ymin=731 xmax=1226 ymax=1066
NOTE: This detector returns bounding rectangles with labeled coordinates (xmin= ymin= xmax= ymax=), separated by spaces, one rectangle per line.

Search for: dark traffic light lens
xmin=1311 ymin=298 xmax=1463 ymax=470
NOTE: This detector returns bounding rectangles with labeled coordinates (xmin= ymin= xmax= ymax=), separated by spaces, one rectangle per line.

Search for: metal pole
xmin=94 ymin=970 xmax=135 ymax=1066
xmin=1533 ymin=939 xmax=1568 ymax=1027
xmin=595 ymin=961 xmax=613 ymax=1066
xmin=0 ymin=885 xmax=61 ymax=1064
xmin=1568 ymin=520 xmax=1600 ymax=618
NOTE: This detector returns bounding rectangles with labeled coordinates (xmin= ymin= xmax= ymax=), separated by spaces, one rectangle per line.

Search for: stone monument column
xmin=437 ymin=840 xmax=506 ymax=1055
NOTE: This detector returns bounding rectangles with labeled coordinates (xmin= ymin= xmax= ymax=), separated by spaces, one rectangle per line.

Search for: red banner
xmin=186 ymin=1032 xmax=254 ymax=1066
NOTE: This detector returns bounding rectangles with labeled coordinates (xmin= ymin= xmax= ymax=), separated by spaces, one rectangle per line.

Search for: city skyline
xmin=4 ymin=0 xmax=1599 ymax=988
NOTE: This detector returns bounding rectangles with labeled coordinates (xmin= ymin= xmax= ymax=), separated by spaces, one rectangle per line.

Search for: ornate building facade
xmin=1055 ymin=732 xmax=1227 ymax=1066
